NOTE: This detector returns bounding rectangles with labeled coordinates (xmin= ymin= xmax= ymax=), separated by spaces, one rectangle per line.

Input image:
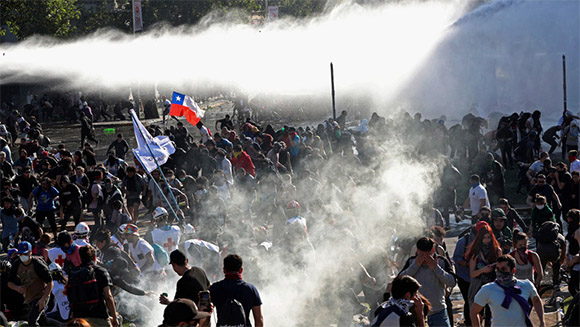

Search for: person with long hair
xmin=466 ymin=222 xmax=502 ymax=326
xmin=510 ymin=229 xmax=543 ymax=287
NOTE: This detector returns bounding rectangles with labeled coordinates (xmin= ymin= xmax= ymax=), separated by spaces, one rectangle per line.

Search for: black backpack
xmin=66 ymin=265 xmax=100 ymax=313
xmin=218 ymin=298 xmax=246 ymax=327
xmin=536 ymin=221 xmax=559 ymax=244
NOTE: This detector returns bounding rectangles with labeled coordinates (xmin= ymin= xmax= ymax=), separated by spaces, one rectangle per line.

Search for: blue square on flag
xmin=172 ymin=92 xmax=185 ymax=105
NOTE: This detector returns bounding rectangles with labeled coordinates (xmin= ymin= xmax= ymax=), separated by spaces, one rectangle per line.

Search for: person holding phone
xmin=159 ymin=250 xmax=210 ymax=306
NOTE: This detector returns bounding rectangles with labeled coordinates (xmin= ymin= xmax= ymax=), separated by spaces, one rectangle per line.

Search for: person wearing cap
xmin=526 ymin=174 xmax=562 ymax=228
xmin=210 ymin=254 xmax=263 ymax=327
xmin=159 ymin=250 xmax=210 ymax=306
xmin=8 ymin=241 xmax=53 ymax=326
xmin=124 ymin=224 xmax=159 ymax=275
xmin=161 ymin=298 xmax=211 ymax=327
xmin=490 ymin=208 xmax=512 ymax=254
xmin=46 ymin=262 xmax=71 ymax=322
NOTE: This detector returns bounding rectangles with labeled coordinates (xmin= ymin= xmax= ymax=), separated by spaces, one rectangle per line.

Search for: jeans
xmin=428 ymin=309 xmax=451 ymax=327
xmin=27 ymin=297 xmax=47 ymax=326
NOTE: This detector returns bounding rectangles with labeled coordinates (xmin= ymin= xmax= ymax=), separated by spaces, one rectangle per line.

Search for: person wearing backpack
xmin=528 ymin=195 xmax=557 ymax=238
xmin=209 ymin=254 xmax=264 ymax=327
xmin=535 ymin=220 xmax=566 ymax=290
xmin=7 ymin=241 xmax=53 ymax=326
xmin=67 ymin=245 xmax=119 ymax=327
xmin=159 ymin=250 xmax=210 ymax=307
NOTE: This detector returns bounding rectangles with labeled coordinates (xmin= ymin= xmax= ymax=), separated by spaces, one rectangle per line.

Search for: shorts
xmin=127 ymin=198 xmax=140 ymax=207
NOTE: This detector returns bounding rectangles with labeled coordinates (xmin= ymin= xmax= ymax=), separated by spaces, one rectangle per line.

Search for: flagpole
xmin=130 ymin=111 xmax=184 ymax=223
xmin=134 ymin=154 xmax=181 ymax=224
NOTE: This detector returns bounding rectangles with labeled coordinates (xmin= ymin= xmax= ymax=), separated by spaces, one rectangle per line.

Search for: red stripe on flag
xmin=170 ymin=103 xmax=201 ymax=126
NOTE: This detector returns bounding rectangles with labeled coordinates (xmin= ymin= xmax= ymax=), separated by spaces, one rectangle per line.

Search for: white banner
xmin=133 ymin=0 xmax=143 ymax=32
xmin=268 ymin=6 xmax=279 ymax=21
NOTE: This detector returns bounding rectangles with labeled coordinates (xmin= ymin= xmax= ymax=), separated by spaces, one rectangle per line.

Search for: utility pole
xmin=330 ymin=62 xmax=336 ymax=120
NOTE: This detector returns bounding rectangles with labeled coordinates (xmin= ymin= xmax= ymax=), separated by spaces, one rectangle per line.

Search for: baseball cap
xmin=163 ymin=299 xmax=210 ymax=326
xmin=18 ymin=241 xmax=32 ymax=254
xmin=169 ymin=249 xmax=187 ymax=266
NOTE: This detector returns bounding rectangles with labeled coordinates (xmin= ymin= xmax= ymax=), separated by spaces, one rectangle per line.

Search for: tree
xmin=0 ymin=0 xmax=81 ymax=39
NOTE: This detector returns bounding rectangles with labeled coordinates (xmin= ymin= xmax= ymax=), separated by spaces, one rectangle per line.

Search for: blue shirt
xmin=453 ymin=233 xmax=474 ymax=282
xmin=31 ymin=186 xmax=59 ymax=211
xmin=209 ymin=278 xmax=262 ymax=327
xmin=0 ymin=210 xmax=18 ymax=238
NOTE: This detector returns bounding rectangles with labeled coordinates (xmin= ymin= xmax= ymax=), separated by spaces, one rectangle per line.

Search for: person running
xmin=107 ymin=134 xmax=130 ymax=160
xmin=28 ymin=177 xmax=59 ymax=240
xmin=159 ymin=250 xmax=210 ymax=306
xmin=7 ymin=241 xmax=53 ymax=326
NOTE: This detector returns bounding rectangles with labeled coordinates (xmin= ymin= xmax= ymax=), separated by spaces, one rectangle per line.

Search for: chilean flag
xmin=169 ymin=92 xmax=205 ymax=126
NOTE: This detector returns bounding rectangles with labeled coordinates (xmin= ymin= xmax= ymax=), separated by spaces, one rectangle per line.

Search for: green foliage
xmin=0 ymin=0 xmax=326 ymax=40
xmin=0 ymin=0 xmax=81 ymax=39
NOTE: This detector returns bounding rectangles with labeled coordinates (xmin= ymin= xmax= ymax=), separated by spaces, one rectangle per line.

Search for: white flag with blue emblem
xmin=130 ymin=109 xmax=175 ymax=173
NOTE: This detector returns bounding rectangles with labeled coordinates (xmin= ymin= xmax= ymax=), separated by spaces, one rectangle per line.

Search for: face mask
xmin=20 ymin=255 xmax=30 ymax=263
xmin=471 ymin=182 xmax=479 ymax=188
xmin=517 ymin=247 xmax=527 ymax=254
xmin=496 ymin=270 xmax=516 ymax=286
xmin=536 ymin=205 xmax=545 ymax=210
xmin=179 ymin=177 xmax=185 ymax=182
xmin=569 ymin=156 xmax=577 ymax=163
xmin=61 ymin=245 xmax=75 ymax=255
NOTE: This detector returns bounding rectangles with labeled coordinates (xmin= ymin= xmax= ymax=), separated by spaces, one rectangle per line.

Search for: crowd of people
xmin=0 ymin=99 xmax=579 ymax=327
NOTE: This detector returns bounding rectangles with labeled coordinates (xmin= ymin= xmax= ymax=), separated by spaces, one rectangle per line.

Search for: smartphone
xmin=199 ymin=290 xmax=211 ymax=312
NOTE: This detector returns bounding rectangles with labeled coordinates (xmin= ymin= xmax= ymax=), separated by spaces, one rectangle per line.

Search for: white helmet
xmin=153 ymin=207 xmax=169 ymax=221
xmin=49 ymin=262 xmax=62 ymax=272
xmin=184 ymin=223 xmax=196 ymax=234
xmin=118 ymin=223 xmax=128 ymax=234
xmin=75 ymin=222 xmax=90 ymax=238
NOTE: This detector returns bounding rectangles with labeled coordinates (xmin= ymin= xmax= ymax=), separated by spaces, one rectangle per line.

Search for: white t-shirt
xmin=469 ymin=184 xmax=490 ymax=214
xmin=570 ymin=159 xmax=580 ymax=173
xmin=199 ymin=126 xmax=212 ymax=144
xmin=128 ymin=238 xmax=157 ymax=272
xmin=151 ymin=226 xmax=181 ymax=254
xmin=529 ymin=160 xmax=543 ymax=175
xmin=474 ymin=279 xmax=538 ymax=327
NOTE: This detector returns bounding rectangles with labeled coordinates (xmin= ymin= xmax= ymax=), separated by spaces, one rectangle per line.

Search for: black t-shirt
xmin=13 ymin=175 xmax=39 ymax=198
xmin=18 ymin=216 xmax=41 ymax=243
xmin=70 ymin=264 xmax=113 ymax=319
xmin=209 ymin=278 xmax=262 ymax=327
xmin=528 ymin=184 xmax=556 ymax=204
xmin=174 ymin=267 xmax=210 ymax=302
xmin=217 ymin=118 xmax=234 ymax=131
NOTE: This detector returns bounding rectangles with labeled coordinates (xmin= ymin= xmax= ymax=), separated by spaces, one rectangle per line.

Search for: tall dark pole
xmin=330 ymin=62 xmax=336 ymax=120
xmin=563 ymin=55 xmax=567 ymax=113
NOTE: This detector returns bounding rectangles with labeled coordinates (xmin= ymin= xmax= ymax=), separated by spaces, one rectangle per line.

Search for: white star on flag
xmin=176 ymin=96 xmax=181 ymax=101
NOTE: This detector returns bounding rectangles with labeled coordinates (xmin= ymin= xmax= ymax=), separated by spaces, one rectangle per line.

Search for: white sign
xmin=133 ymin=0 xmax=143 ymax=32
xmin=268 ymin=6 xmax=278 ymax=21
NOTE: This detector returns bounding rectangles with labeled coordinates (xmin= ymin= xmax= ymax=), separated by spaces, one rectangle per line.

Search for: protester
xmin=372 ymin=275 xmax=425 ymax=327
xmin=470 ymin=255 xmax=544 ymax=327
xmin=159 ymin=250 xmax=210 ymax=306
xmin=399 ymin=237 xmax=455 ymax=327
xmin=510 ymin=230 xmax=543 ymax=287
xmin=209 ymin=254 xmax=264 ymax=327
xmin=160 ymin=298 xmax=211 ymax=327
xmin=7 ymin=241 xmax=53 ymax=326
